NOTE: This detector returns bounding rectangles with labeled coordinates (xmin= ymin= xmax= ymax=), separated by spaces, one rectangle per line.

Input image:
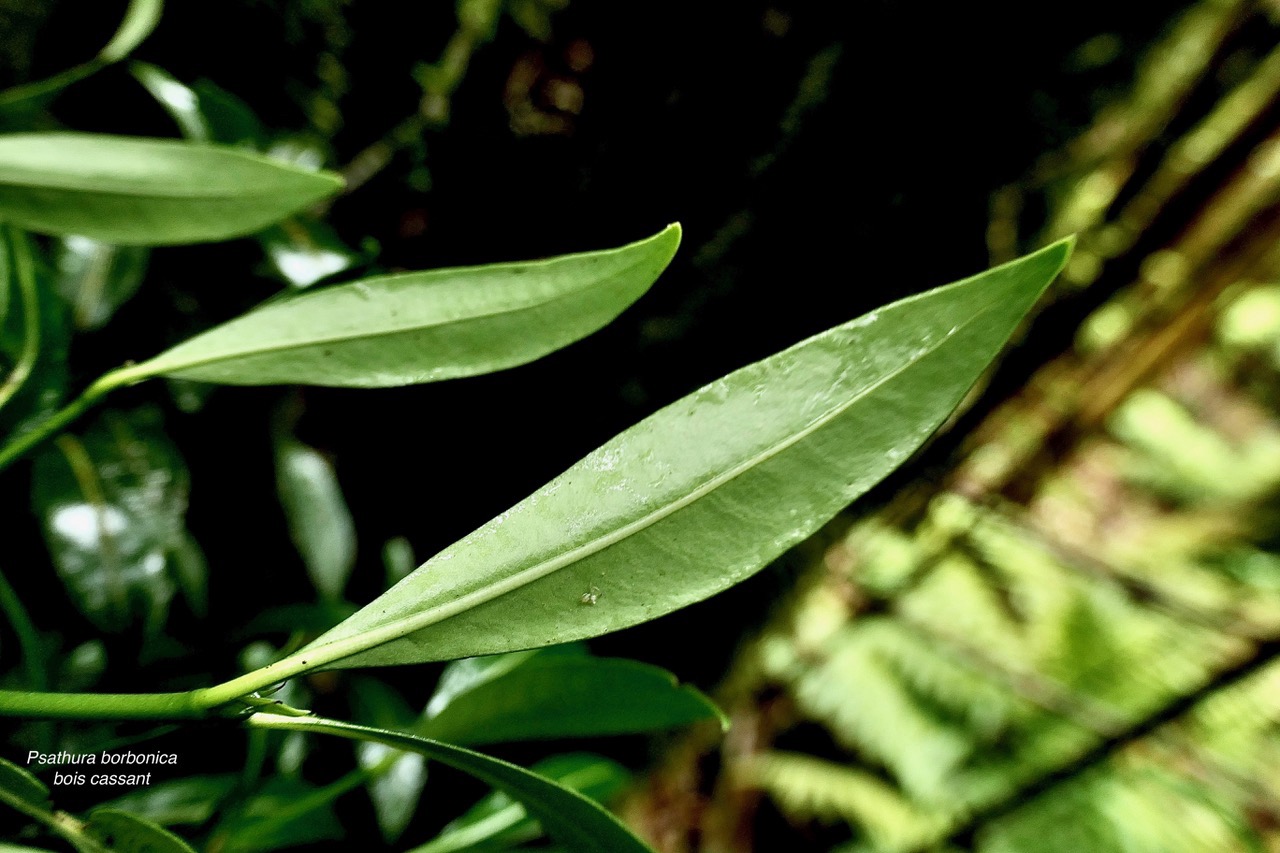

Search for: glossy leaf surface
xmin=31 ymin=408 xmax=198 ymax=634
xmin=411 ymin=753 xmax=629 ymax=853
xmin=293 ymin=241 xmax=1071 ymax=670
xmin=0 ymin=134 xmax=342 ymax=245
xmin=51 ymin=235 xmax=149 ymax=331
xmin=247 ymin=714 xmax=655 ymax=853
xmin=421 ymin=653 xmax=724 ymax=744
xmin=121 ymin=225 xmax=680 ymax=387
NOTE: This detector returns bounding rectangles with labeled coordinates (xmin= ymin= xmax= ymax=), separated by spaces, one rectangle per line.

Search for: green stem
xmin=0 ymin=372 xmax=122 ymax=473
xmin=0 ymin=688 xmax=204 ymax=720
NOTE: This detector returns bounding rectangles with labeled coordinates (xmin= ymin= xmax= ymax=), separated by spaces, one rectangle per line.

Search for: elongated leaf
xmin=421 ymin=654 xmax=724 ymax=744
xmin=274 ymin=438 xmax=356 ymax=601
xmin=117 ymin=225 xmax=680 ymax=387
xmin=412 ymin=754 xmax=629 ymax=853
xmin=0 ymin=0 xmax=164 ymax=125
xmin=208 ymin=778 xmax=342 ymax=853
xmin=247 ymin=714 xmax=655 ymax=853
xmin=349 ymin=678 xmax=429 ymax=843
xmin=0 ymin=757 xmax=50 ymax=812
xmin=286 ymin=241 xmax=1071 ymax=671
xmin=0 ymin=134 xmax=342 ymax=245
xmin=99 ymin=0 xmax=165 ymax=63
xmin=99 ymin=776 xmax=235 ymax=828
xmin=86 ymin=809 xmax=196 ymax=853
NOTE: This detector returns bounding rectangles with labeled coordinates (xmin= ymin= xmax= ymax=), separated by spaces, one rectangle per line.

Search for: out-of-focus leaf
xmin=0 ymin=843 xmax=58 ymax=852
xmin=0 ymin=228 xmax=70 ymax=437
xmin=291 ymin=241 xmax=1072 ymax=672
xmin=238 ymin=601 xmax=357 ymax=640
xmin=85 ymin=808 xmax=197 ymax=853
xmin=101 ymin=776 xmax=237 ymax=827
xmin=259 ymin=219 xmax=359 ymax=289
xmin=274 ymin=438 xmax=356 ymax=602
xmin=56 ymin=640 xmax=107 ymax=692
xmin=246 ymin=714 xmax=655 ymax=853
xmin=50 ymin=235 xmax=149 ymax=331
xmin=350 ymin=678 xmax=429 ymax=842
xmin=209 ymin=778 xmax=343 ymax=853
xmin=118 ymin=225 xmax=680 ymax=387
xmin=0 ymin=134 xmax=343 ymax=245
xmin=411 ymin=753 xmax=630 ymax=853
xmin=98 ymin=0 xmax=165 ymax=63
xmin=31 ymin=408 xmax=194 ymax=633
xmin=131 ymin=63 xmax=357 ymax=287
xmin=0 ymin=0 xmax=164 ymax=127
xmin=421 ymin=655 xmax=725 ymax=745
xmin=0 ymin=756 xmax=50 ymax=812
xmin=426 ymin=646 xmax=586 ymax=716
xmin=383 ymin=537 xmax=415 ymax=588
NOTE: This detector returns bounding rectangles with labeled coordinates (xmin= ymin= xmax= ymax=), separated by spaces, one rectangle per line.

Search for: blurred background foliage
xmin=6 ymin=0 xmax=1280 ymax=850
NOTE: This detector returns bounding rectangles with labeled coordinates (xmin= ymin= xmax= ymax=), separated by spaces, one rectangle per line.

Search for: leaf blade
xmin=123 ymin=224 xmax=681 ymax=387
xmin=247 ymin=714 xmax=655 ymax=853
xmin=284 ymin=241 xmax=1070 ymax=671
xmin=0 ymin=134 xmax=342 ymax=245
xmin=420 ymin=654 xmax=725 ymax=744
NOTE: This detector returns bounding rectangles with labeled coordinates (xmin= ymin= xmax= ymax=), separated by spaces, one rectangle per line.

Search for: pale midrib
xmin=134 ymin=253 xmax=655 ymax=378
xmin=288 ymin=297 xmax=997 ymax=672
xmin=0 ymin=174 xmax=330 ymax=201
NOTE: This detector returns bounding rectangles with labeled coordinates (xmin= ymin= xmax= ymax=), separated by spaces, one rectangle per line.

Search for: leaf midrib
xmin=299 ymin=292 xmax=998 ymax=668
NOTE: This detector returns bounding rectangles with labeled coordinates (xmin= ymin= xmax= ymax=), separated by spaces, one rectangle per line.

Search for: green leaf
xmin=0 ymin=756 xmax=51 ymax=812
xmin=0 ymin=228 xmax=71 ymax=436
xmin=51 ymin=235 xmax=150 ymax=331
xmin=99 ymin=0 xmax=165 ymax=63
xmin=85 ymin=809 xmax=196 ymax=853
xmin=285 ymin=240 xmax=1071 ymax=671
xmin=208 ymin=778 xmax=343 ymax=853
xmin=259 ymin=219 xmax=360 ymax=289
xmin=420 ymin=654 xmax=725 ymax=745
xmin=31 ymin=407 xmax=196 ymax=634
xmin=100 ymin=775 xmax=237 ymax=827
xmin=349 ymin=678 xmax=428 ymax=843
xmin=247 ymin=714 xmax=656 ymax=853
xmin=411 ymin=753 xmax=630 ymax=853
xmin=0 ymin=0 xmax=164 ymax=126
xmin=274 ymin=437 xmax=356 ymax=602
xmin=117 ymin=224 xmax=680 ymax=387
xmin=0 ymin=134 xmax=343 ymax=245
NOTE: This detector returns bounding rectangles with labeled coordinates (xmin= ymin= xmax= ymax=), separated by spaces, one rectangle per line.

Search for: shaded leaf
xmin=101 ymin=776 xmax=237 ymax=827
xmin=0 ymin=134 xmax=342 ymax=245
xmin=0 ymin=756 xmax=51 ymax=812
xmin=421 ymin=654 xmax=725 ymax=745
xmin=274 ymin=438 xmax=356 ymax=602
xmin=411 ymin=753 xmax=630 ymax=853
xmin=31 ymin=408 xmax=193 ymax=633
xmin=117 ymin=224 xmax=680 ymax=387
xmin=349 ymin=678 xmax=429 ymax=842
xmin=208 ymin=778 xmax=342 ymax=853
xmin=426 ymin=646 xmax=586 ymax=717
xmin=85 ymin=809 xmax=197 ymax=853
xmin=246 ymin=714 xmax=655 ymax=853
xmin=259 ymin=219 xmax=359 ymax=289
xmin=0 ymin=228 xmax=70 ymax=437
xmin=0 ymin=0 xmax=164 ymax=126
xmin=287 ymin=241 xmax=1071 ymax=671
xmin=50 ymin=235 xmax=149 ymax=331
